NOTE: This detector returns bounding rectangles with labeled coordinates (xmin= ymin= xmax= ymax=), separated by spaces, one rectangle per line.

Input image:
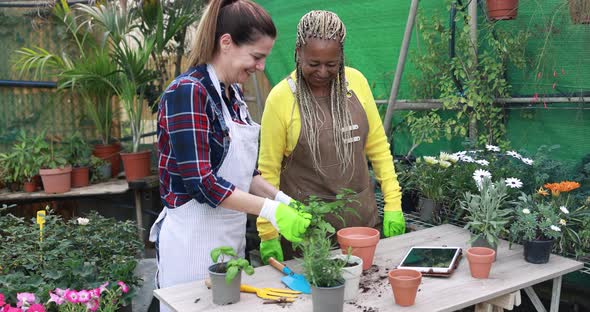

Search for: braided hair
xmin=294 ymin=10 xmax=353 ymax=175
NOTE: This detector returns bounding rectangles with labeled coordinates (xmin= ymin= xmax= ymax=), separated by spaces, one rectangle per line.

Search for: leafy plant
xmin=61 ymin=132 xmax=92 ymax=167
xmin=406 ymin=155 xmax=456 ymax=203
xmin=461 ymin=178 xmax=513 ymax=247
xmin=0 ymin=131 xmax=46 ymax=184
xmin=0 ymin=207 xmax=142 ymax=305
xmin=38 ymin=139 xmax=68 ymax=169
xmin=210 ymin=246 xmax=254 ymax=285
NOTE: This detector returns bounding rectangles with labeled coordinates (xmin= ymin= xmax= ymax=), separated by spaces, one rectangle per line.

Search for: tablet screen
xmin=399 ymin=247 xmax=460 ymax=269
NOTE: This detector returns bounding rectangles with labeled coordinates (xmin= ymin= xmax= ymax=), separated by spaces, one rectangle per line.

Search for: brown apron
xmin=279 ymin=78 xmax=378 ymax=259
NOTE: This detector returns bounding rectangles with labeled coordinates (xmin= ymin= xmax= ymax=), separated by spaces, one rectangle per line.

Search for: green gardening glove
xmin=383 ymin=210 xmax=406 ymax=237
xmin=259 ymin=199 xmax=312 ymax=243
xmin=259 ymin=237 xmax=283 ymax=264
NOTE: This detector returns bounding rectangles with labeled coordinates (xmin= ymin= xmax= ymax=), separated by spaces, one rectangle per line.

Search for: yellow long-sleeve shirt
xmin=257 ymin=67 xmax=402 ymax=241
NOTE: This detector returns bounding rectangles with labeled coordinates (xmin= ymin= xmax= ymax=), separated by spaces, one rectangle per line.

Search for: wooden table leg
xmin=524 ymin=286 xmax=548 ymax=312
xmin=550 ymin=276 xmax=562 ymax=312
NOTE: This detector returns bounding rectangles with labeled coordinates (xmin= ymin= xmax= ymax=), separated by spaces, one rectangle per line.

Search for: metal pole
xmin=468 ymin=0 xmax=479 ymax=142
xmin=383 ymin=0 xmax=420 ymax=140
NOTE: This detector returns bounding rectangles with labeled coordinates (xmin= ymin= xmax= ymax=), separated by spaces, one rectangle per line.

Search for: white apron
xmin=150 ymin=65 xmax=260 ymax=311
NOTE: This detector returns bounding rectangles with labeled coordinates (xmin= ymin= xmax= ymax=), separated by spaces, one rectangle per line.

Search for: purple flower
xmin=99 ymin=282 xmax=109 ymax=294
xmin=53 ymin=288 xmax=67 ymax=297
xmin=77 ymin=290 xmax=91 ymax=303
xmin=16 ymin=293 xmax=36 ymax=308
xmin=48 ymin=292 xmax=65 ymax=305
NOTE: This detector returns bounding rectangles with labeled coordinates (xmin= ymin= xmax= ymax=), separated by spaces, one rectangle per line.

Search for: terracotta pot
xmin=471 ymin=235 xmax=498 ymax=261
xmin=23 ymin=181 xmax=36 ymax=193
xmin=337 ymin=227 xmax=380 ymax=270
xmin=524 ymin=239 xmax=553 ymax=264
xmin=71 ymin=167 xmax=90 ymax=188
xmin=39 ymin=166 xmax=72 ymax=194
xmin=92 ymin=143 xmax=122 ymax=178
xmin=121 ymin=150 xmax=152 ymax=182
xmin=486 ymin=0 xmax=519 ymax=21
xmin=388 ymin=269 xmax=422 ymax=307
xmin=569 ymin=0 xmax=590 ymax=24
xmin=466 ymin=247 xmax=495 ymax=279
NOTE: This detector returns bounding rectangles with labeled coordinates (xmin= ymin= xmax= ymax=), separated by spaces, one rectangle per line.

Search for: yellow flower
xmin=536 ymin=187 xmax=549 ymax=196
xmin=423 ymin=156 xmax=438 ymax=165
xmin=559 ymin=219 xmax=567 ymax=225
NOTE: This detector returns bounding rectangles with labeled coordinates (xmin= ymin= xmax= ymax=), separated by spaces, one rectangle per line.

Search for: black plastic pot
xmin=524 ymin=239 xmax=554 ymax=264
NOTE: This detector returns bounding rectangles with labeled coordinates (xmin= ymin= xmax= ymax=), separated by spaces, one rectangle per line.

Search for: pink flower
xmin=117 ymin=281 xmax=129 ymax=294
xmin=16 ymin=293 xmax=36 ymax=308
xmin=54 ymin=288 xmax=67 ymax=297
xmin=4 ymin=306 xmax=23 ymax=312
xmin=99 ymin=282 xmax=109 ymax=294
xmin=64 ymin=290 xmax=79 ymax=303
xmin=48 ymin=291 xmax=65 ymax=306
xmin=85 ymin=299 xmax=100 ymax=312
xmin=77 ymin=290 xmax=91 ymax=303
xmin=89 ymin=288 xmax=101 ymax=299
xmin=27 ymin=304 xmax=45 ymax=312
xmin=0 ymin=293 xmax=5 ymax=306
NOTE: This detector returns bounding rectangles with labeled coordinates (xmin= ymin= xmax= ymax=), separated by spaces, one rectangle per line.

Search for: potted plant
xmin=569 ymin=0 xmax=590 ymax=24
xmin=38 ymin=139 xmax=71 ymax=194
xmin=61 ymin=132 xmax=92 ymax=188
xmin=486 ymin=0 xmax=519 ymax=21
xmin=461 ymin=177 xmax=513 ymax=258
xmin=208 ymin=246 xmax=255 ymax=305
xmin=90 ymin=156 xmax=112 ymax=183
xmin=0 ymin=131 xmax=45 ymax=192
xmin=407 ymin=155 xmax=455 ymax=221
xmin=510 ymin=182 xmax=579 ymax=264
xmin=332 ymin=253 xmax=362 ymax=301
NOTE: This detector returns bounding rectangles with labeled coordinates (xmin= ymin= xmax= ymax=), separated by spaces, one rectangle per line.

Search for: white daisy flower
xmin=453 ymin=151 xmax=467 ymax=157
xmin=475 ymin=159 xmax=490 ymax=166
xmin=550 ymin=225 xmax=561 ymax=232
xmin=473 ymin=169 xmax=492 ymax=180
xmin=486 ymin=144 xmax=500 ymax=152
xmin=460 ymin=155 xmax=475 ymax=163
xmin=521 ymin=157 xmax=534 ymax=165
xmin=423 ymin=156 xmax=438 ymax=165
xmin=77 ymin=217 xmax=90 ymax=225
xmin=560 ymin=206 xmax=569 ymax=214
xmin=439 ymin=160 xmax=452 ymax=168
xmin=440 ymin=152 xmax=459 ymax=163
xmin=506 ymin=150 xmax=522 ymax=159
xmin=522 ymin=208 xmax=531 ymax=214
xmin=560 ymin=219 xmax=567 ymax=225
xmin=505 ymin=177 xmax=523 ymax=189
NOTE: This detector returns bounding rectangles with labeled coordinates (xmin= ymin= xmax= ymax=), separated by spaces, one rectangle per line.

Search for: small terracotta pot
xmin=388 ymin=269 xmax=422 ymax=307
xmin=337 ymin=227 xmax=380 ymax=270
xmin=466 ymin=247 xmax=496 ymax=279
xmin=121 ymin=150 xmax=152 ymax=182
xmin=71 ymin=167 xmax=90 ymax=188
xmin=486 ymin=0 xmax=519 ymax=21
xmin=23 ymin=181 xmax=36 ymax=193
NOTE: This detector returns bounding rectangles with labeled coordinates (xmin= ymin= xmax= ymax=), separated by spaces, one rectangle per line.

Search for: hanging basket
xmin=486 ymin=0 xmax=519 ymax=21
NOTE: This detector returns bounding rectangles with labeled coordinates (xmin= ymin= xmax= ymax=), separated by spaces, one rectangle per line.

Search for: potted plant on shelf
xmin=510 ymin=182 xmax=579 ymax=264
xmin=61 ymin=132 xmax=92 ymax=188
xmin=208 ymin=246 xmax=255 ymax=305
xmin=38 ymin=138 xmax=71 ymax=194
xmin=0 ymin=131 xmax=43 ymax=192
xmin=90 ymin=156 xmax=112 ymax=183
xmin=461 ymin=177 xmax=513 ymax=258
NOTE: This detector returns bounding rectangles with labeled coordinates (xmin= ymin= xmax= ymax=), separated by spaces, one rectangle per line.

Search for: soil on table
xmin=345 ymin=264 xmax=405 ymax=312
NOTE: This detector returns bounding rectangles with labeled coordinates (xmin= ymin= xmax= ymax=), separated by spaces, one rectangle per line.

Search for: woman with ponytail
xmin=256 ymin=11 xmax=406 ymax=263
xmin=151 ymin=1 xmax=311 ymax=305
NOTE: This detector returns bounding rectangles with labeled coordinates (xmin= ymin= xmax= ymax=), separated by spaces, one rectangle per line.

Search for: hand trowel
xmin=268 ymin=257 xmax=311 ymax=294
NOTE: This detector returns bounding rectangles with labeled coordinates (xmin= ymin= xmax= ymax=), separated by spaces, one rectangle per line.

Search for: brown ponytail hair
xmin=188 ymin=0 xmax=276 ymax=67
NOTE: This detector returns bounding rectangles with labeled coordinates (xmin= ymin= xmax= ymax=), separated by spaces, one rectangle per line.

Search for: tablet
xmin=397 ymin=246 xmax=462 ymax=275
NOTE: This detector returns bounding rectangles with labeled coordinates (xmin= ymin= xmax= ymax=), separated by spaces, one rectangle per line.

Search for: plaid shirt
xmin=158 ymin=64 xmax=256 ymax=209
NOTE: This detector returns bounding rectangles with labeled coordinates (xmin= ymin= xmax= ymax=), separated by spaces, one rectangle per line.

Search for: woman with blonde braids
xmin=256 ymin=10 xmax=405 ymax=263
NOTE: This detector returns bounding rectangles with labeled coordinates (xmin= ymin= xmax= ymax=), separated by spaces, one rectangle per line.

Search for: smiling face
xmin=217 ymin=34 xmax=275 ymax=85
xmin=297 ymin=38 xmax=342 ymax=94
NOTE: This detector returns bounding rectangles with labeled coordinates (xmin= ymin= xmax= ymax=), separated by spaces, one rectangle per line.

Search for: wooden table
xmin=154 ymin=224 xmax=583 ymax=312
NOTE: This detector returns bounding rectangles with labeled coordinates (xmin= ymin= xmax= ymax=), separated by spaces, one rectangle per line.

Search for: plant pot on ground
xmin=388 ymin=269 xmax=422 ymax=307
xmin=466 ymin=247 xmax=495 ymax=278
xmin=208 ymin=246 xmax=254 ymax=305
xmin=461 ymin=177 xmax=513 ymax=261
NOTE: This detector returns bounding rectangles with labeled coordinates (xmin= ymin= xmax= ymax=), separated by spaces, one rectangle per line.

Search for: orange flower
xmin=543 ymin=181 xmax=581 ymax=194
xmin=536 ymin=187 xmax=549 ymax=196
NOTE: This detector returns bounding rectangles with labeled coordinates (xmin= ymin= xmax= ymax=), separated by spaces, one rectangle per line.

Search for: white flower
xmin=522 ymin=208 xmax=531 ymax=214
xmin=440 ymin=152 xmax=459 ymax=163
xmin=473 ymin=169 xmax=492 ymax=180
xmin=439 ymin=160 xmax=452 ymax=168
xmin=460 ymin=155 xmax=475 ymax=163
xmin=77 ymin=217 xmax=90 ymax=225
xmin=485 ymin=144 xmax=500 ymax=152
xmin=560 ymin=219 xmax=567 ymax=225
xmin=521 ymin=157 xmax=534 ymax=165
xmin=550 ymin=225 xmax=561 ymax=232
xmin=423 ymin=156 xmax=438 ymax=165
xmin=559 ymin=206 xmax=569 ymax=214
xmin=505 ymin=177 xmax=523 ymax=189
xmin=453 ymin=151 xmax=467 ymax=157
xmin=475 ymin=159 xmax=490 ymax=166
xmin=506 ymin=150 xmax=522 ymax=159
